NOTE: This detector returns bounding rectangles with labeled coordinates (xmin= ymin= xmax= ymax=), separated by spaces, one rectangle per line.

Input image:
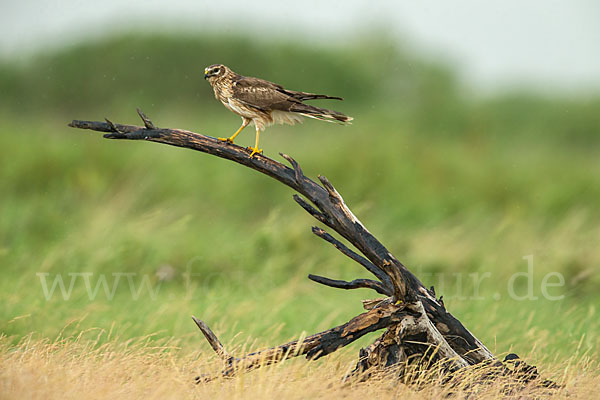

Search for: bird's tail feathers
xmin=292 ymin=103 xmax=353 ymax=124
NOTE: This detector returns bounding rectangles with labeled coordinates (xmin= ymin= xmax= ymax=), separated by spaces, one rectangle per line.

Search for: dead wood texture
xmin=69 ymin=109 xmax=556 ymax=389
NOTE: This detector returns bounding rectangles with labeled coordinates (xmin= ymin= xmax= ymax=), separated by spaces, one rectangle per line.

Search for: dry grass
xmin=1 ymin=333 xmax=597 ymax=400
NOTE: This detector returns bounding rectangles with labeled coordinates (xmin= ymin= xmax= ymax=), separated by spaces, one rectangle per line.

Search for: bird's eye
xmin=212 ymin=68 xmax=219 ymax=74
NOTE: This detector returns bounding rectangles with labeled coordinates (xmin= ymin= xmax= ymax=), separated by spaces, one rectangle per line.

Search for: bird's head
xmin=204 ymin=64 xmax=228 ymax=81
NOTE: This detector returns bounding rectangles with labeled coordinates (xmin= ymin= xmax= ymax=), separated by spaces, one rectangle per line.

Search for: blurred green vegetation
xmin=0 ymin=33 xmax=598 ymax=364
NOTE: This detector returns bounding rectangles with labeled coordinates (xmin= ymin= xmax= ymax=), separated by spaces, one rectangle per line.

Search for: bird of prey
xmin=204 ymin=64 xmax=352 ymax=157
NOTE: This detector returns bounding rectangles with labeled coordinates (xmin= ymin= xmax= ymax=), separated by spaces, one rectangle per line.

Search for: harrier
xmin=204 ymin=64 xmax=352 ymax=157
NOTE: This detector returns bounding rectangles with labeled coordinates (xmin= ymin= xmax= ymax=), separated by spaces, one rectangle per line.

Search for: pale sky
xmin=1 ymin=0 xmax=599 ymax=93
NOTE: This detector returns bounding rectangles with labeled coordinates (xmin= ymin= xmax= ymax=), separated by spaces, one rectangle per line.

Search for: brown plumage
xmin=204 ymin=64 xmax=352 ymax=157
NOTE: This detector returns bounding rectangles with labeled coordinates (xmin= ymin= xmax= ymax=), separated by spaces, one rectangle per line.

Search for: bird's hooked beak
xmin=204 ymin=68 xmax=209 ymax=80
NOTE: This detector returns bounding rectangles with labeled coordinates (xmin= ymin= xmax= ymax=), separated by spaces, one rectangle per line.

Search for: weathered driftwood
xmin=69 ymin=109 xmax=557 ymax=389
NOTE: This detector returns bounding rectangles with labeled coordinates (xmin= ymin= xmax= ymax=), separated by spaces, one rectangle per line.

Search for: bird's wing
xmin=232 ymin=77 xmax=302 ymax=112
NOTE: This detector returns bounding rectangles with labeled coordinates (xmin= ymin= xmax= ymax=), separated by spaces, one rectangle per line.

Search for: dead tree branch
xmin=69 ymin=110 xmax=555 ymax=389
xmin=307 ymin=274 xmax=391 ymax=296
xmin=192 ymin=301 xmax=410 ymax=381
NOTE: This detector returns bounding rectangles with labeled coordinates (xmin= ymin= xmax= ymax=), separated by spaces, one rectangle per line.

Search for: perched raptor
xmin=204 ymin=64 xmax=352 ymax=157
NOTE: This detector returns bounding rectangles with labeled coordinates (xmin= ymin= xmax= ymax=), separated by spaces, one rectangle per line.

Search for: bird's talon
xmin=248 ymin=147 xmax=263 ymax=158
xmin=218 ymin=137 xmax=234 ymax=144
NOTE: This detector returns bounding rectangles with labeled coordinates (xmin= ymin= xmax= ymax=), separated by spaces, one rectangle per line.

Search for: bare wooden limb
xmin=279 ymin=153 xmax=304 ymax=184
xmin=70 ymin=110 xmax=558 ymax=390
xmin=292 ymin=194 xmax=328 ymax=224
xmin=318 ymin=175 xmax=346 ymax=208
xmin=69 ymin=111 xmax=498 ymax=375
xmin=191 ymin=317 xmax=230 ymax=360
xmin=71 ymin=116 xmax=416 ymax=304
xmin=104 ymin=118 xmax=120 ymax=133
xmin=136 ymin=107 xmax=157 ymax=130
xmin=308 ymin=274 xmax=392 ymax=296
xmin=194 ymin=302 xmax=409 ymax=379
xmin=311 ymin=226 xmax=393 ymax=290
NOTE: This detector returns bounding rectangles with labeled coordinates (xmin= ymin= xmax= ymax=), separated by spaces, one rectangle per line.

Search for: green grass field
xmin=1 ymin=33 xmax=599 ymax=397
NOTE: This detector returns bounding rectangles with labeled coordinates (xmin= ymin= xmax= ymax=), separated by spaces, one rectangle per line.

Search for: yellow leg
xmin=247 ymin=128 xmax=263 ymax=158
xmin=219 ymin=119 xmax=249 ymax=144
